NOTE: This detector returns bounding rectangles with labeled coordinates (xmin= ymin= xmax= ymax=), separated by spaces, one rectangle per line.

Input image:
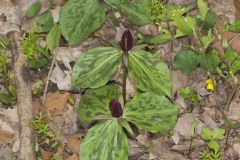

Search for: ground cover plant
xmin=2 ymin=0 xmax=240 ymax=159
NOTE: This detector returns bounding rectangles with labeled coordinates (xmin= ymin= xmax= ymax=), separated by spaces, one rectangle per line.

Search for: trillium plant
xmin=71 ymin=30 xmax=179 ymax=160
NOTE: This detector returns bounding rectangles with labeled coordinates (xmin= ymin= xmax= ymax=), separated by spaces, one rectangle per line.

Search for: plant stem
xmin=122 ymin=54 xmax=127 ymax=104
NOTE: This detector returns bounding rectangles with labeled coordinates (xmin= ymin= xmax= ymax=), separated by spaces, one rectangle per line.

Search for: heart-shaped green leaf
xmin=71 ymin=47 xmax=121 ymax=88
xmin=80 ymin=120 xmax=128 ymax=160
xmin=128 ymin=50 xmax=172 ymax=96
xmin=105 ymin=0 xmax=150 ymax=26
xmin=60 ymin=0 xmax=105 ymax=46
xmin=77 ymin=85 xmax=120 ymax=122
xmin=172 ymin=50 xmax=200 ymax=75
xmin=123 ymin=92 xmax=179 ymax=133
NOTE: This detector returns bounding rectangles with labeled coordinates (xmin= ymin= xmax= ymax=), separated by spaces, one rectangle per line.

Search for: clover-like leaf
xmin=172 ymin=50 xmax=200 ymax=75
xmin=80 ymin=120 xmax=128 ymax=160
xmin=60 ymin=0 xmax=105 ymax=46
xmin=123 ymin=92 xmax=179 ymax=133
xmin=201 ymin=127 xmax=212 ymax=141
xmin=71 ymin=47 xmax=121 ymax=88
xmin=105 ymin=0 xmax=150 ymax=26
xmin=77 ymin=85 xmax=120 ymax=122
xmin=212 ymin=128 xmax=225 ymax=140
xmin=128 ymin=50 xmax=172 ymax=96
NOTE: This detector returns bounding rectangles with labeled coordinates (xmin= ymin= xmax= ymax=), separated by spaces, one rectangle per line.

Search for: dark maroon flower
xmin=109 ymin=99 xmax=123 ymax=118
xmin=120 ymin=29 xmax=133 ymax=53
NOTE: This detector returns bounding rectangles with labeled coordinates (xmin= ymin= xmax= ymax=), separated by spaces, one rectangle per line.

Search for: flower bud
xmin=109 ymin=99 xmax=123 ymax=118
xmin=120 ymin=29 xmax=133 ymax=53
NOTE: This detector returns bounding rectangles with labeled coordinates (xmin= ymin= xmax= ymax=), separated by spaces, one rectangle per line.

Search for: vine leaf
xmin=60 ymin=0 xmax=105 ymax=46
xmin=80 ymin=120 xmax=128 ymax=160
xmin=123 ymin=92 xmax=179 ymax=133
xmin=105 ymin=0 xmax=150 ymax=26
xmin=71 ymin=47 xmax=121 ymax=88
xmin=128 ymin=50 xmax=172 ymax=97
xmin=77 ymin=85 xmax=120 ymax=122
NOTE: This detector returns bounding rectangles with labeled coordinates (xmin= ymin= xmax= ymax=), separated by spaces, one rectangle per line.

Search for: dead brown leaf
xmin=0 ymin=129 xmax=14 ymax=145
xmin=65 ymin=154 xmax=78 ymax=160
xmin=40 ymin=148 xmax=54 ymax=160
xmin=67 ymin=134 xmax=82 ymax=154
xmin=234 ymin=0 xmax=240 ymax=19
xmin=45 ymin=91 xmax=70 ymax=120
xmin=32 ymin=98 xmax=42 ymax=116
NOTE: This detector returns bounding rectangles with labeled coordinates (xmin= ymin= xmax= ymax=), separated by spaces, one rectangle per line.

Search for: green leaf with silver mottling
xmin=71 ymin=47 xmax=121 ymax=88
xmin=80 ymin=120 xmax=128 ymax=160
xmin=77 ymin=85 xmax=120 ymax=122
xmin=123 ymin=92 xmax=179 ymax=133
xmin=128 ymin=50 xmax=172 ymax=97
xmin=60 ymin=0 xmax=105 ymax=46
xmin=105 ymin=0 xmax=150 ymax=26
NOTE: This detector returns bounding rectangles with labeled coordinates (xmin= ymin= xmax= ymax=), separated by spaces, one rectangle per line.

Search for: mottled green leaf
xmin=26 ymin=2 xmax=42 ymax=18
xmin=46 ymin=24 xmax=61 ymax=52
xmin=80 ymin=120 xmax=128 ymax=160
xmin=172 ymin=16 xmax=196 ymax=36
xmin=77 ymin=85 xmax=120 ymax=122
xmin=228 ymin=20 xmax=240 ymax=32
xmin=105 ymin=0 xmax=150 ymax=26
xmin=172 ymin=50 xmax=200 ymax=75
xmin=123 ymin=92 xmax=179 ymax=133
xmin=60 ymin=0 xmax=105 ymax=46
xmin=128 ymin=50 xmax=172 ymax=97
xmin=71 ymin=47 xmax=121 ymax=88
xmin=37 ymin=12 xmax=54 ymax=32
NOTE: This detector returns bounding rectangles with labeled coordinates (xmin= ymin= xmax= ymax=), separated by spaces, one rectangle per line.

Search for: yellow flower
xmin=205 ymin=79 xmax=214 ymax=91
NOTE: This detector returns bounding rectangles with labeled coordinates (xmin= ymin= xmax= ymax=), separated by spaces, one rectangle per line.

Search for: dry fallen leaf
xmin=0 ymin=129 xmax=14 ymax=145
xmin=32 ymin=98 xmax=42 ymax=116
xmin=67 ymin=134 xmax=82 ymax=154
xmin=40 ymin=148 xmax=54 ymax=160
xmin=45 ymin=91 xmax=70 ymax=120
xmin=65 ymin=154 xmax=78 ymax=160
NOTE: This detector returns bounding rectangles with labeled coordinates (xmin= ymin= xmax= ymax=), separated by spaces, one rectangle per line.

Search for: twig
xmin=42 ymin=47 xmax=59 ymax=105
xmin=122 ymin=55 xmax=127 ymax=104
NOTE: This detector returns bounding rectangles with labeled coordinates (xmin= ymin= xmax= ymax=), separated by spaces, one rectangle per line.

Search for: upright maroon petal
xmin=109 ymin=99 xmax=123 ymax=118
xmin=120 ymin=29 xmax=133 ymax=53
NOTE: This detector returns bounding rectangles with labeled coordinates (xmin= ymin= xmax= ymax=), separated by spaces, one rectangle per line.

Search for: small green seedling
xmin=72 ymin=30 xmax=179 ymax=160
xmin=28 ymin=112 xmax=60 ymax=149
xmin=199 ymin=127 xmax=225 ymax=160
xmin=32 ymin=80 xmax=42 ymax=96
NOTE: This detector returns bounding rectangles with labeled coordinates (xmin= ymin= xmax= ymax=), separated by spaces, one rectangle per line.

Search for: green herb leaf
xmin=224 ymin=48 xmax=238 ymax=63
xmin=60 ymin=0 xmax=105 ymax=46
xmin=123 ymin=92 xmax=179 ymax=133
xmin=172 ymin=17 xmax=196 ymax=36
xmin=197 ymin=0 xmax=209 ymax=20
xmin=80 ymin=120 xmax=128 ymax=160
xmin=199 ymin=51 xmax=220 ymax=73
xmin=230 ymin=60 xmax=240 ymax=74
xmin=197 ymin=12 xmax=216 ymax=32
xmin=77 ymin=85 xmax=120 ymax=122
xmin=201 ymin=127 xmax=212 ymax=141
xmin=37 ymin=12 xmax=54 ymax=32
xmin=145 ymin=30 xmax=172 ymax=44
xmin=71 ymin=47 xmax=121 ymax=88
xmin=200 ymin=29 xmax=212 ymax=49
xmin=172 ymin=50 xmax=200 ymax=75
xmin=105 ymin=0 xmax=150 ymax=26
xmin=27 ymin=57 xmax=48 ymax=69
xmin=46 ymin=24 xmax=61 ymax=52
xmin=208 ymin=140 xmax=220 ymax=153
xmin=212 ymin=128 xmax=225 ymax=140
xmin=26 ymin=2 xmax=42 ymax=18
xmin=0 ymin=93 xmax=16 ymax=105
xmin=128 ymin=50 xmax=172 ymax=96
xmin=228 ymin=20 xmax=240 ymax=32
